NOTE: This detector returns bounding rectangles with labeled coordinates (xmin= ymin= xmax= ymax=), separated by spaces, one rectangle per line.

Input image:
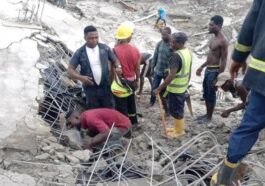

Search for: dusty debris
xmin=72 ymin=150 xmax=91 ymax=162
xmin=65 ymin=154 xmax=80 ymax=164
xmin=35 ymin=153 xmax=50 ymax=160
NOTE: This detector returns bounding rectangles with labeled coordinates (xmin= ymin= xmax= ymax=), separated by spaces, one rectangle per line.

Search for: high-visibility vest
xmin=166 ymin=48 xmax=192 ymax=94
xmin=111 ymin=74 xmax=133 ymax=98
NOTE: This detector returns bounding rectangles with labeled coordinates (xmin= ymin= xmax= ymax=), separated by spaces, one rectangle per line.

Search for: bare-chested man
xmin=196 ymin=15 xmax=228 ymax=121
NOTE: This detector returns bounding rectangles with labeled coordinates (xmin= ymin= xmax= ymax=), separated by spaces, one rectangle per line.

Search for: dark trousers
xmin=150 ymin=73 xmax=165 ymax=105
xmin=84 ymin=87 xmax=114 ymax=109
xmin=203 ymin=69 xmax=219 ymax=107
xmin=227 ymin=90 xmax=265 ymax=163
xmin=114 ymin=93 xmax=138 ymax=125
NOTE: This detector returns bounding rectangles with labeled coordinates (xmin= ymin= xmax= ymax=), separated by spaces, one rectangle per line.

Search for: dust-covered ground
xmin=1 ymin=0 xmax=265 ymax=185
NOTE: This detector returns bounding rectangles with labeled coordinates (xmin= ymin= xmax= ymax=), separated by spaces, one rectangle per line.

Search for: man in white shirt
xmin=68 ymin=26 xmax=121 ymax=109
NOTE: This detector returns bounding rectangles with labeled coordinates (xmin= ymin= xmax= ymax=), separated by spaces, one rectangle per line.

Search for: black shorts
xmin=168 ymin=92 xmax=186 ymax=119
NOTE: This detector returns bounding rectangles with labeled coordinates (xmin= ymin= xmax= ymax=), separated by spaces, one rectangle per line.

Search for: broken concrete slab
xmin=65 ymin=154 xmax=80 ymax=164
xmin=72 ymin=150 xmax=91 ymax=161
xmin=0 ymin=38 xmax=40 ymax=141
xmin=35 ymin=153 xmax=50 ymax=160
xmin=62 ymin=129 xmax=83 ymax=150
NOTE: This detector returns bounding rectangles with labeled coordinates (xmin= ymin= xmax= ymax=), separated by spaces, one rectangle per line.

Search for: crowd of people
xmin=63 ymin=1 xmax=265 ymax=184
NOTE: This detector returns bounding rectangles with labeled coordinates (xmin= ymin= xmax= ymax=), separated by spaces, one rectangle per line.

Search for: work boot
xmin=167 ymin=118 xmax=186 ymax=138
xmin=211 ymin=159 xmax=239 ymax=186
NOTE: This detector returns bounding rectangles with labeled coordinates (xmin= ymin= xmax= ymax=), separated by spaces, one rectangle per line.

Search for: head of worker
xmin=84 ymin=25 xmax=98 ymax=48
xmin=209 ymin=15 xmax=224 ymax=34
xmin=170 ymin=32 xmax=188 ymax=51
xmin=66 ymin=110 xmax=82 ymax=129
xmin=215 ymin=72 xmax=233 ymax=92
xmin=161 ymin=27 xmax=171 ymax=42
xmin=115 ymin=23 xmax=134 ymax=43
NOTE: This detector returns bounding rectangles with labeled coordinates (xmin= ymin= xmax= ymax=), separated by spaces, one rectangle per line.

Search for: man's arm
xmin=154 ymin=54 xmax=180 ymax=94
xmin=108 ymin=47 xmax=122 ymax=75
xmin=196 ymin=61 xmax=208 ymax=76
xmin=231 ymin=0 xmax=261 ymax=79
xmin=219 ymin=40 xmax=228 ymax=73
xmin=151 ymin=42 xmax=160 ymax=73
xmin=67 ymin=52 xmax=93 ymax=85
xmin=83 ymin=120 xmax=111 ymax=149
xmin=135 ymin=53 xmax=141 ymax=89
xmin=84 ymin=131 xmax=109 ymax=149
xmin=221 ymin=85 xmax=248 ymax=117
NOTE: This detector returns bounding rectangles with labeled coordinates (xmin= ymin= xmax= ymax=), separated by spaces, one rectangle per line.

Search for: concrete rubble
xmin=0 ymin=0 xmax=265 ymax=185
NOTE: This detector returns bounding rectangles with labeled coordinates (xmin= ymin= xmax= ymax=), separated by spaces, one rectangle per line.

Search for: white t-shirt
xmin=86 ymin=45 xmax=102 ymax=85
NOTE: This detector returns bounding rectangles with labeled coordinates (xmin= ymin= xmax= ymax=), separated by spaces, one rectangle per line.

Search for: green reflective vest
xmin=167 ymin=48 xmax=192 ymax=94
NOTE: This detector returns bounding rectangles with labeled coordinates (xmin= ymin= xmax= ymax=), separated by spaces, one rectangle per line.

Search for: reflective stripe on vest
xmin=235 ymin=41 xmax=252 ymax=53
xmin=249 ymin=56 xmax=265 ymax=73
xmin=167 ymin=48 xmax=192 ymax=94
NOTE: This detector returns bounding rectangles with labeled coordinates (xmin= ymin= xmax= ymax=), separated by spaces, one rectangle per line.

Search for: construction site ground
xmin=1 ymin=0 xmax=265 ymax=185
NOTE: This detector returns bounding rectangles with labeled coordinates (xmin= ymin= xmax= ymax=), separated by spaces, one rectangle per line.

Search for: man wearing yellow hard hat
xmin=111 ymin=22 xmax=141 ymax=129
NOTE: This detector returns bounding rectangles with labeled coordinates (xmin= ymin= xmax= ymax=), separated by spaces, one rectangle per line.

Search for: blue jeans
xmin=203 ymin=69 xmax=219 ymax=107
xmin=150 ymin=73 xmax=164 ymax=105
xmin=227 ymin=90 xmax=265 ymax=163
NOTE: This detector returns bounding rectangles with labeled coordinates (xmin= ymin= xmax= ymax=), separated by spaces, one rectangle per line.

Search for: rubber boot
xmin=167 ymin=118 xmax=186 ymax=138
xmin=211 ymin=159 xmax=239 ymax=186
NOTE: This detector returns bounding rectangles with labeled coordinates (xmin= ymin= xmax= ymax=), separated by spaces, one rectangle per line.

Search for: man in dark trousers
xmin=196 ymin=15 xmax=228 ymax=121
xmin=150 ymin=27 xmax=171 ymax=115
xmin=68 ymin=25 xmax=121 ymax=109
xmin=112 ymin=24 xmax=140 ymax=128
xmin=66 ymin=108 xmax=131 ymax=150
xmin=215 ymin=72 xmax=248 ymax=118
xmin=211 ymin=0 xmax=265 ymax=185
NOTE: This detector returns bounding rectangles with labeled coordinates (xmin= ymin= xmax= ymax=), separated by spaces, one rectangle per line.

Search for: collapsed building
xmin=1 ymin=0 xmax=265 ymax=185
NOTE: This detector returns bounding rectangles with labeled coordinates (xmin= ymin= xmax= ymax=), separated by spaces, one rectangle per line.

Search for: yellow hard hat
xmin=115 ymin=24 xmax=133 ymax=40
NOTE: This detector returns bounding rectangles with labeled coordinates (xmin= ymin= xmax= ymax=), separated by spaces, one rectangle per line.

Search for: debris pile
xmin=1 ymin=0 xmax=265 ymax=185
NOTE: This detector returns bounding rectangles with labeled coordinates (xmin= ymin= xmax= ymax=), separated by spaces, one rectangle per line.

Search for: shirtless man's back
xmin=196 ymin=15 xmax=228 ymax=121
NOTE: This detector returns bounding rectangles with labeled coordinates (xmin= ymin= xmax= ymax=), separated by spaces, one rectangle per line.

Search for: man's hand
xmin=80 ymin=76 xmax=94 ymax=86
xmin=153 ymin=88 xmax=161 ymax=95
xmin=196 ymin=67 xmax=203 ymax=76
xmin=83 ymin=138 xmax=93 ymax=151
xmin=221 ymin=110 xmax=230 ymax=118
xmin=230 ymin=61 xmax=246 ymax=80
xmin=115 ymin=67 xmax=122 ymax=76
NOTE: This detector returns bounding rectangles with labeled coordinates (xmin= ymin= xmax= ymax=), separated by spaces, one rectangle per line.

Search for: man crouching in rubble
xmin=66 ymin=108 xmax=131 ymax=150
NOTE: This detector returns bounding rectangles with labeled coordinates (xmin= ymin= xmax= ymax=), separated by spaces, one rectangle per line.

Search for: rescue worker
xmin=66 ymin=108 xmax=131 ymax=150
xmin=154 ymin=8 xmax=166 ymax=31
xmin=137 ymin=52 xmax=153 ymax=96
xmin=154 ymin=32 xmax=192 ymax=138
xmin=196 ymin=15 xmax=228 ymax=121
xmin=215 ymin=72 xmax=249 ymax=118
xmin=112 ymin=24 xmax=141 ymax=128
xmin=211 ymin=0 xmax=265 ymax=185
xmin=68 ymin=25 xmax=121 ymax=109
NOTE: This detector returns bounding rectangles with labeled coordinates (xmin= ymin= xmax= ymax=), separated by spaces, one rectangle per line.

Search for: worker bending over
xmin=137 ymin=52 xmax=153 ymax=96
xmin=66 ymin=108 xmax=131 ymax=150
xmin=215 ymin=72 xmax=249 ymax=118
xmin=154 ymin=32 xmax=192 ymax=138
